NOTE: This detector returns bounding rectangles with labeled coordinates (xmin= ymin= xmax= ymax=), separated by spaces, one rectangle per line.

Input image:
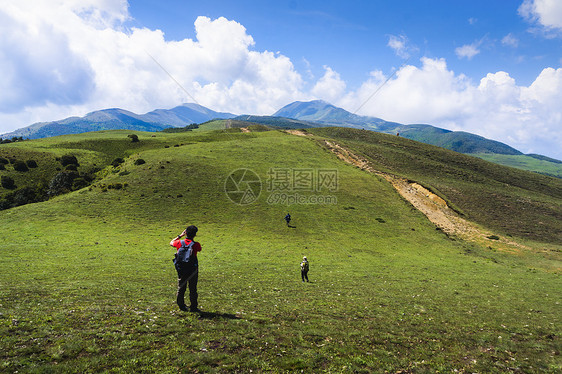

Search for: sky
xmin=1 ymin=0 xmax=561 ymax=159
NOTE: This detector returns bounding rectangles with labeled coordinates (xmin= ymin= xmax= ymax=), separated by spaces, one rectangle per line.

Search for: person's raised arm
xmin=170 ymin=229 xmax=187 ymax=247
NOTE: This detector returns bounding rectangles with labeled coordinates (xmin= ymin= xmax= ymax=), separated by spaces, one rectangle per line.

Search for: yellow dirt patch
xmin=284 ymin=130 xmax=311 ymax=136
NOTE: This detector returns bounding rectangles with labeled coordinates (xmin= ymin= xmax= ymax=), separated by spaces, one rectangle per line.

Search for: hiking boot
xmin=178 ymin=305 xmax=189 ymax=312
xmin=190 ymin=307 xmax=201 ymax=313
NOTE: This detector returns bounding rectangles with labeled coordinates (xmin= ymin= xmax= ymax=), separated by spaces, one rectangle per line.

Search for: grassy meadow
xmin=1 ymin=128 xmax=561 ymax=373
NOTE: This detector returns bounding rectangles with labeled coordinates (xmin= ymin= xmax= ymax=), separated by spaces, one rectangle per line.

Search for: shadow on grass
xmin=195 ymin=311 xmax=241 ymax=320
xmin=287 ymin=225 xmax=296 ymax=229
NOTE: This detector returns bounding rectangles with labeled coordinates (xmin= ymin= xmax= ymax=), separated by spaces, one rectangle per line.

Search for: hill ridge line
xmin=284 ymin=130 xmax=532 ymax=252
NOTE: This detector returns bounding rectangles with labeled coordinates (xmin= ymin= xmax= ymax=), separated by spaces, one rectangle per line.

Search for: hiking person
xmin=170 ymin=225 xmax=202 ymax=312
xmin=284 ymin=213 xmax=291 ymax=226
xmin=300 ymin=256 xmax=309 ymax=282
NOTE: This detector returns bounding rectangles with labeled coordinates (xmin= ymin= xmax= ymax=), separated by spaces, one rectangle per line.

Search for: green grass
xmin=1 ymin=128 xmax=561 ymax=373
xmin=473 ymin=153 xmax=562 ymax=179
xmin=309 ymin=127 xmax=562 ymax=244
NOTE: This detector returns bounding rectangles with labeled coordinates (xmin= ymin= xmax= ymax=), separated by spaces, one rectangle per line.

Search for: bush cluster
xmin=60 ymin=155 xmax=79 ymax=167
xmin=112 ymin=158 xmax=125 ymax=167
xmin=1 ymin=176 xmax=16 ymax=189
xmin=0 ymin=136 xmax=25 ymax=144
xmin=13 ymin=161 xmax=29 ymax=172
xmin=0 ymin=154 xmax=99 ymax=211
xmin=0 ymin=157 xmax=38 ymax=172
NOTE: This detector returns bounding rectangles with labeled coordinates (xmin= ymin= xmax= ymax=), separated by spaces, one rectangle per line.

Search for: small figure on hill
xmin=301 ymin=256 xmax=310 ymax=282
xmin=170 ymin=225 xmax=202 ymax=312
xmin=284 ymin=213 xmax=291 ymax=227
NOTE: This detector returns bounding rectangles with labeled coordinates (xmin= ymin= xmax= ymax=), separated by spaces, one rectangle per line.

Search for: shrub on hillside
xmin=0 ymin=185 xmax=45 ymax=210
xmin=12 ymin=187 xmax=42 ymax=207
xmin=72 ymin=177 xmax=89 ymax=190
xmin=60 ymin=155 xmax=79 ymax=167
xmin=13 ymin=161 xmax=29 ymax=172
xmin=107 ymin=183 xmax=123 ymax=190
xmin=128 ymin=134 xmax=139 ymax=142
xmin=0 ymin=164 xmax=5 ymax=171
xmin=47 ymin=171 xmax=79 ymax=197
xmin=26 ymin=160 xmax=38 ymax=168
xmin=134 ymin=159 xmax=146 ymax=165
xmin=1 ymin=176 xmax=16 ymax=189
xmin=112 ymin=158 xmax=125 ymax=167
xmin=0 ymin=157 xmax=8 ymax=165
xmin=65 ymin=164 xmax=78 ymax=171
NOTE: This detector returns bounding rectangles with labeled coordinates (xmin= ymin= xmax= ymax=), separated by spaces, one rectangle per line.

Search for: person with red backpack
xmin=170 ymin=225 xmax=202 ymax=312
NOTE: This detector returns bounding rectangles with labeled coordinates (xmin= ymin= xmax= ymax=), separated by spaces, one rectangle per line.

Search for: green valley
xmin=1 ymin=127 xmax=560 ymax=373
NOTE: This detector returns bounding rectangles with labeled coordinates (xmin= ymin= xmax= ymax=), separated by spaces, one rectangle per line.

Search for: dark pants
xmin=177 ymin=266 xmax=198 ymax=310
xmin=301 ymin=270 xmax=309 ymax=282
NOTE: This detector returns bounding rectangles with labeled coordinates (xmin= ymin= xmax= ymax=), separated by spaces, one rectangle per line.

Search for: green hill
xmin=308 ymin=127 xmax=562 ymax=244
xmin=1 ymin=128 xmax=560 ymax=373
xmin=473 ymin=153 xmax=562 ymax=179
xmin=395 ymin=125 xmax=523 ymax=155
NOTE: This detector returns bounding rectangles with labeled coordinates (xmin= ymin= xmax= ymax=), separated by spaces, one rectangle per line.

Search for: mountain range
xmin=3 ymin=100 xmax=561 ymax=167
xmin=2 ymin=103 xmax=236 ymax=140
xmin=273 ymin=101 xmax=525 ymax=156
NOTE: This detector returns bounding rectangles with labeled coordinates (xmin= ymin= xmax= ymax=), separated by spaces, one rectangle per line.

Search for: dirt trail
xmin=317 ymin=138 xmax=534 ymax=252
xmin=321 ymin=140 xmax=476 ymax=236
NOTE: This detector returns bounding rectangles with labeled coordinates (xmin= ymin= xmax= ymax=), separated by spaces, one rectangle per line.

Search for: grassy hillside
xmin=396 ymin=125 xmax=523 ymax=155
xmin=473 ymin=153 xmax=562 ymax=179
xmin=309 ymin=127 xmax=562 ymax=244
xmin=1 ymin=128 xmax=561 ymax=373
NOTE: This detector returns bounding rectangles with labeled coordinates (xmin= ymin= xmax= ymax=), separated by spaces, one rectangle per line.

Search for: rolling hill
xmin=1 ymin=126 xmax=560 ymax=372
xmin=2 ymin=98 xmax=561 ymax=179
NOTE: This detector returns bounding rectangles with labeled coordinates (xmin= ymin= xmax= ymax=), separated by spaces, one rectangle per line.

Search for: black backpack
xmin=173 ymin=239 xmax=196 ymax=272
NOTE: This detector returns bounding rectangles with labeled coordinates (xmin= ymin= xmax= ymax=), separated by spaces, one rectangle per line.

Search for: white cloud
xmin=519 ymin=0 xmax=562 ymax=31
xmin=0 ymin=0 xmax=305 ymax=133
xmin=455 ymin=43 xmax=480 ymax=60
xmin=337 ymin=58 xmax=562 ymax=159
xmin=388 ymin=35 xmax=408 ymax=58
xmin=387 ymin=34 xmax=417 ymax=59
xmin=311 ymin=66 xmax=346 ymax=103
xmin=501 ymin=33 xmax=519 ymax=47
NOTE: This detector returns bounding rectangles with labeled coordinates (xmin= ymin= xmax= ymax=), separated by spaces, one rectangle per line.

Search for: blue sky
xmin=128 ymin=0 xmax=559 ymax=87
xmin=1 ymin=0 xmax=561 ymax=159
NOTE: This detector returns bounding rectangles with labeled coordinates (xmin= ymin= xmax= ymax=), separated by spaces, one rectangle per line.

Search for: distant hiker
xmin=301 ymin=256 xmax=309 ymax=282
xmin=396 ymin=132 xmax=400 ymax=136
xmin=170 ymin=225 xmax=202 ymax=312
xmin=284 ymin=213 xmax=291 ymax=226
